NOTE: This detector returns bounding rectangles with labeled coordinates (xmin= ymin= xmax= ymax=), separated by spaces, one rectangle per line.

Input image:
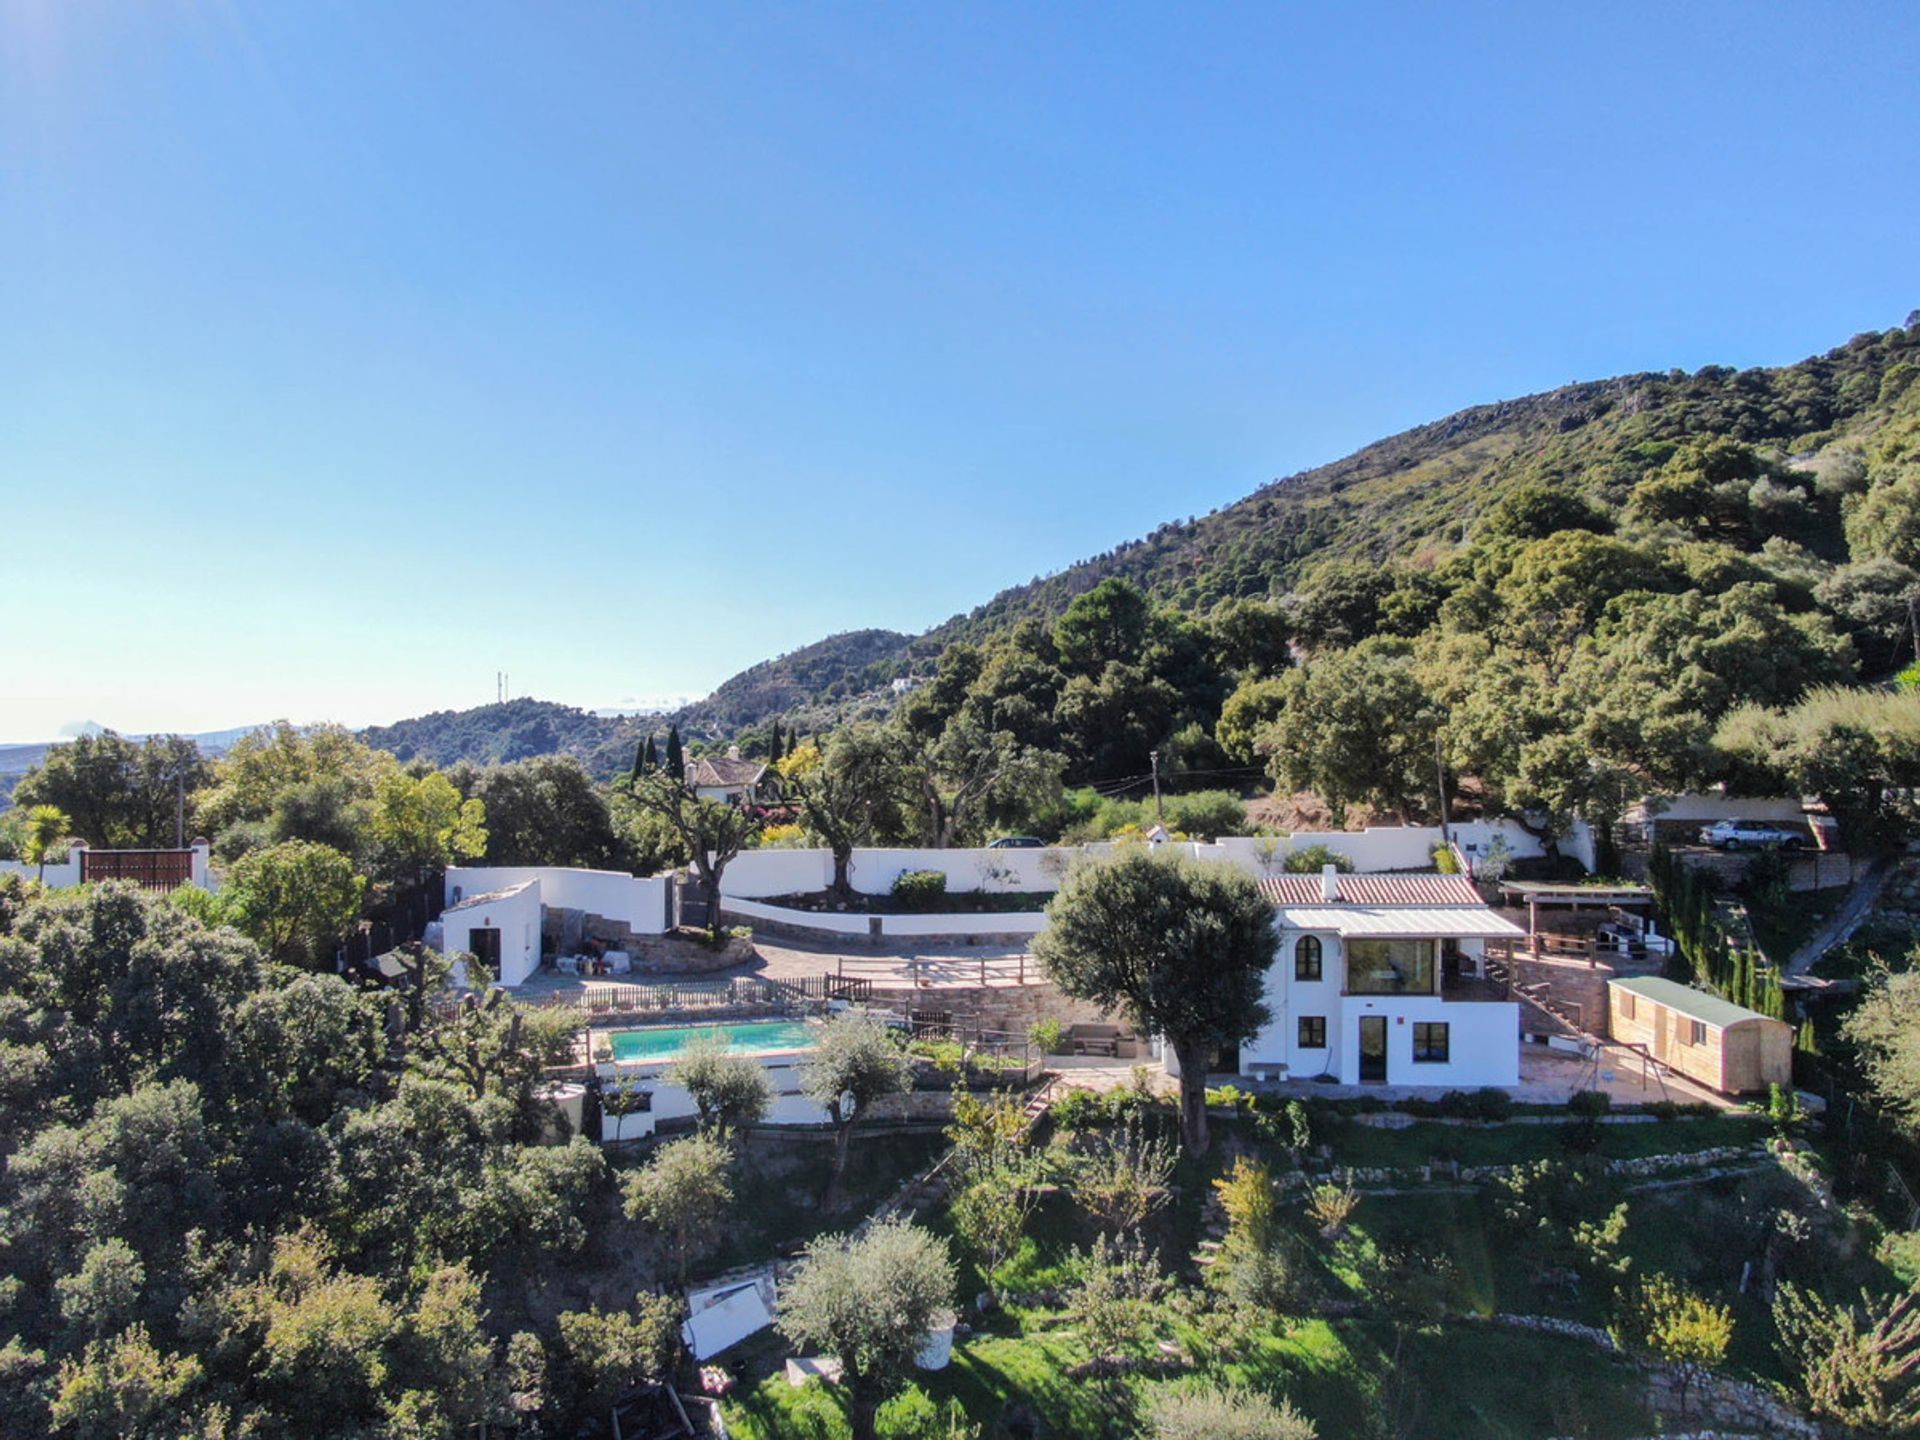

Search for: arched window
xmin=1294 ymin=935 xmax=1323 ymax=982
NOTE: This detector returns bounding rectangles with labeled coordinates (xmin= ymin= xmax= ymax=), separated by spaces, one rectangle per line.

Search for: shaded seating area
xmin=1064 ymin=1022 xmax=1141 ymax=1058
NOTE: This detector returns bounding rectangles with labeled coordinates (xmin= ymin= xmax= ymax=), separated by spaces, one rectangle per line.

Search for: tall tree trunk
xmin=702 ymin=868 xmax=723 ymax=940
xmin=825 ymin=1119 xmax=852 ymax=1211
xmin=846 ymin=1378 xmax=879 ymax=1440
xmin=831 ymin=847 xmax=852 ymax=898
xmin=1175 ymin=1043 xmax=1211 ymax=1154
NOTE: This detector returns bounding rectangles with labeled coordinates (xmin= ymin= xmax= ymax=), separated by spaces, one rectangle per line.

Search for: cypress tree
xmin=665 ymin=726 xmax=685 ymax=781
xmin=769 ymin=727 xmax=785 ymax=766
xmin=645 ymin=735 xmax=660 ymax=773
xmin=630 ymin=739 xmax=645 ymax=783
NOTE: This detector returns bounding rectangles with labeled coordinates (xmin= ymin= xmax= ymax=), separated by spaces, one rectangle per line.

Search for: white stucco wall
xmin=445 ymin=866 xmax=668 ymax=935
xmin=0 ymin=852 xmax=82 ymax=887
xmin=1241 ymin=928 xmax=1519 ymax=1088
xmin=0 ymin=840 xmax=214 ymax=891
xmin=440 ymin=879 xmax=543 ymax=987
xmin=721 ymin=895 xmax=1048 ymax=938
xmin=717 ymin=819 xmax=1598 ymax=911
xmin=597 ymin=1051 xmax=830 ymax=1125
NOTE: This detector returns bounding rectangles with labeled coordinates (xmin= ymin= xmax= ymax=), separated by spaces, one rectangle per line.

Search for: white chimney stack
xmin=727 ymin=744 xmax=741 ymax=761
xmin=1320 ymin=863 xmax=1340 ymax=902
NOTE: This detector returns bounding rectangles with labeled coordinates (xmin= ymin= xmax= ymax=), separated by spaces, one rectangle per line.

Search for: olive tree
xmin=1035 ymin=850 xmax=1277 ymax=1153
xmin=775 ymin=1218 xmax=956 ymax=1440
xmin=666 ymin=1033 xmax=774 ymax=1135
xmin=622 ymin=1132 xmax=734 ymax=1283
xmin=799 ymin=1014 xmax=913 ymax=1210
xmin=626 ymin=773 xmax=756 ymax=939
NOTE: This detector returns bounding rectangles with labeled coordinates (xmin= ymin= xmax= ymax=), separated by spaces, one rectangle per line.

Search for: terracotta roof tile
xmin=1257 ymin=873 xmax=1485 ymax=907
xmin=689 ymin=756 xmax=766 ymax=788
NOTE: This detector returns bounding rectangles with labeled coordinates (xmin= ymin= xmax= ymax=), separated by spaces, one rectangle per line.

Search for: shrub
xmin=1567 ymin=1089 xmax=1613 ymax=1119
xmin=1049 ymin=1088 xmax=1101 ymax=1132
xmin=1162 ymin=791 xmax=1248 ymax=842
xmin=1465 ymin=1087 xmax=1514 ymax=1122
xmin=1149 ymin=1385 xmax=1318 ymax=1440
xmin=1205 ymin=1084 xmax=1256 ymax=1113
xmin=1284 ymin=843 xmax=1355 ymax=875
xmin=1432 ymin=843 xmax=1462 ymax=875
xmin=891 ymin=870 xmax=949 ymax=911
xmin=1306 ymin=1180 xmax=1359 ymax=1238
xmin=1028 ymin=1018 xmax=1066 ymax=1055
xmin=1768 ymin=1082 xmax=1802 ymax=1130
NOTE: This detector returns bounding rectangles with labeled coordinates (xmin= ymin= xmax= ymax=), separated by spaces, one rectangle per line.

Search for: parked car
xmin=1699 ymin=819 xmax=1807 ymax=851
xmin=987 ymin=835 xmax=1045 ymax=849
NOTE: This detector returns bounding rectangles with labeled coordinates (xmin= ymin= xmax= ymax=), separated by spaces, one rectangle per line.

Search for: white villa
xmin=1232 ymin=867 xmax=1527 ymax=1088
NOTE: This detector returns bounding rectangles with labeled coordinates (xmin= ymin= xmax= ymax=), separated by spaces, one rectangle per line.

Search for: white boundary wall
xmin=717 ymin=819 xmax=1591 ymax=900
xmin=446 ymin=866 xmax=668 ymax=934
xmin=0 ymin=840 xmax=215 ymax=892
xmin=721 ymin=895 xmax=1049 ymax=938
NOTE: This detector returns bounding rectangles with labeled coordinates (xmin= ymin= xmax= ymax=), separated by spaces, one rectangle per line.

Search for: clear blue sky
xmin=3 ymin=2 xmax=1915 ymax=740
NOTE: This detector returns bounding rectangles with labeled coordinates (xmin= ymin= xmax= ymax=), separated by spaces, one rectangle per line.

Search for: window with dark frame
xmin=1297 ymin=1015 xmax=1327 ymax=1049
xmin=1294 ymin=935 xmax=1323 ymax=982
xmin=1688 ymin=1019 xmax=1707 ymax=1046
xmin=1412 ymin=1021 xmax=1449 ymax=1063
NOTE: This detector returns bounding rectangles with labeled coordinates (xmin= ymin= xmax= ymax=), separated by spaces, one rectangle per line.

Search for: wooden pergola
xmin=1496 ymin=880 xmax=1657 ymax=964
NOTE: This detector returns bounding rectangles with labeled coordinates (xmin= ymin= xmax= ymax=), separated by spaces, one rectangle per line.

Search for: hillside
xmin=668 ymin=628 xmax=913 ymax=738
xmin=360 ymin=698 xmax=649 ymax=771
xmin=359 ymin=314 xmax=1920 ymax=766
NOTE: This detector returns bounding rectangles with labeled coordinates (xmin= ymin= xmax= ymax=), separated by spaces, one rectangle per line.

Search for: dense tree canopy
xmin=0 ymin=881 xmax=641 ymax=1439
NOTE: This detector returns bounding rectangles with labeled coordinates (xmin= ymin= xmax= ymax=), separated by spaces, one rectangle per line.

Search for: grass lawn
xmin=710 ymin=1108 xmax=1847 ymax=1438
xmin=722 ymin=1315 xmax=1655 ymax=1440
xmin=1261 ymin=1111 xmax=1766 ymax=1172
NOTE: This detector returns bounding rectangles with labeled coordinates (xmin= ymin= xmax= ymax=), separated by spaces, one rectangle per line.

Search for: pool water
xmin=608 ymin=1020 xmax=817 ymax=1065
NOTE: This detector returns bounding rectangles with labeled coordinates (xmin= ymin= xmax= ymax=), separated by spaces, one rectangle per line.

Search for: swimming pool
xmin=608 ymin=1020 xmax=817 ymax=1065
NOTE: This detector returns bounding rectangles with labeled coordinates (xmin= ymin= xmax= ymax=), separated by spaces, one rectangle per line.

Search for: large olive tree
xmin=1035 ymin=850 xmax=1277 ymax=1154
xmin=775 ymin=1219 xmax=955 ymax=1440
xmin=800 ymin=1014 xmax=913 ymax=1210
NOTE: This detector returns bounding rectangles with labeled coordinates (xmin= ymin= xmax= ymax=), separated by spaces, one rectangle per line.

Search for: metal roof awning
xmin=1274 ymin=905 xmax=1527 ymax=939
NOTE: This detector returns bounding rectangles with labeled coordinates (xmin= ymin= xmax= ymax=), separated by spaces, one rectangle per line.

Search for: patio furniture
xmin=554 ymin=955 xmax=579 ymax=976
xmin=605 ymin=951 xmax=632 ymax=975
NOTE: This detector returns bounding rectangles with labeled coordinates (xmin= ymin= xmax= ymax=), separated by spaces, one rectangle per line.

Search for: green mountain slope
xmin=362 ymin=314 xmax=1920 ymax=770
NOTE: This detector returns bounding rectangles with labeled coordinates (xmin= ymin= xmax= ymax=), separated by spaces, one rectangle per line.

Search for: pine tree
xmin=665 ymin=726 xmax=685 ymax=781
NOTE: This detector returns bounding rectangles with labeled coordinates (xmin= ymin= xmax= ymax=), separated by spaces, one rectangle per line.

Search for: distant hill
xmin=354 ymin=314 xmax=1920 ymax=770
xmin=669 ymin=629 xmax=913 ymax=739
xmin=361 ymin=698 xmax=657 ymax=773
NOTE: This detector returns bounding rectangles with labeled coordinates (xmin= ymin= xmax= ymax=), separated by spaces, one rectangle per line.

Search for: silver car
xmin=1699 ymin=819 xmax=1807 ymax=851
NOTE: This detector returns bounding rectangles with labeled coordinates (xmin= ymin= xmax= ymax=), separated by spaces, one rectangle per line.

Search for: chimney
xmin=1320 ymin=863 xmax=1340 ymax=902
xmin=727 ymin=744 xmax=741 ymax=761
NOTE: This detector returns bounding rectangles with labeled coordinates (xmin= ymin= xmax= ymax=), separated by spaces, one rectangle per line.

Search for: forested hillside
xmin=361 ymin=699 xmax=652 ymax=774
xmin=355 ymin=315 xmax=1920 ymax=778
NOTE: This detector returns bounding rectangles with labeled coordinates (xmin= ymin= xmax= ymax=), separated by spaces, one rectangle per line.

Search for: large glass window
xmin=1294 ymin=935 xmax=1323 ymax=981
xmin=1345 ymin=938 xmax=1436 ymax=996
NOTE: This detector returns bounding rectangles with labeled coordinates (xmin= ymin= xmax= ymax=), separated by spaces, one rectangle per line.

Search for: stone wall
xmin=1512 ymin=951 xmax=1616 ymax=1036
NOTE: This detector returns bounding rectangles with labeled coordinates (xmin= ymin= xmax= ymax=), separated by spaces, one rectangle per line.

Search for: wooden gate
xmin=80 ymin=849 xmax=194 ymax=891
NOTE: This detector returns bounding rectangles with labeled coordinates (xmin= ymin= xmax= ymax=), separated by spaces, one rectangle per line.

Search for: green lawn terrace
xmin=713 ymin=1082 xmax=1850 ymax=1440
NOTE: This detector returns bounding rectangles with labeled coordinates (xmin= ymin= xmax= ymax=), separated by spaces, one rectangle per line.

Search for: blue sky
xmin=2 ymin=2 xmax=1915 ymax=740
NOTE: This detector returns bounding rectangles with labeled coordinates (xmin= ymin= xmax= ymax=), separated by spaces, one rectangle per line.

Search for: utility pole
xmin=1434 ymin=733 xmax=1452 ymax=846
xmin=1149 ymin=749 xmax=1164 ymax=822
